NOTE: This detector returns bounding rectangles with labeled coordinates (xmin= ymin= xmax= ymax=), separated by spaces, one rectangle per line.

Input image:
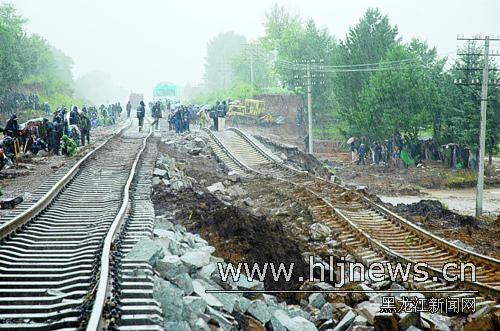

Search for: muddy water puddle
xmin=380 ymin=188 xmax=500 ymax=216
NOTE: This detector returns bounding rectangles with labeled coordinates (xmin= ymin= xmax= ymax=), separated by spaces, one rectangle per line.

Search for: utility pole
xmin=250 ymin=49 xmax=254 ymax=95
xmin=477 ymin=37 xmax=489 ymax=217
xmin=242 ymin=44 xmax=256 ymax=94
xmin=216 ymin=59 xmax=231 ymax=90
xmin=306 ymin=61 xmax=313 ymax=154
xmin=289 ymin=59 xmax=324 ymax=154
xmin=456 ymin=35 xmax=500 ymax=216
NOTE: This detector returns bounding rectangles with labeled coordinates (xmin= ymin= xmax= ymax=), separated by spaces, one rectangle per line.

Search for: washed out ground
xmin=152 ymin=138 xmax=315 ymax=302
xmin=0 ymin=121 xmax=496 ymax=329
xmin=153 ymin=127 xmax=499 ymax=264
xmin=241 ymin=125 xmax=499 ymax=257
xmin=149 ymin=128 xmax=497 ymax=330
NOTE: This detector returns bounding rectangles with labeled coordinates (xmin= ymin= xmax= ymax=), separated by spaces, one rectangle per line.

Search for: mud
xmin=153 ymin=136 xmax=316 ymax=302
xmin=231 ymin=129 xmax=500 ymax=259
xmin=253 ymin=134 xmax=332 ymax=179
xmin=391 ymin=200 xmax=499 ymax=259
xmin=395 ymin=200 xmax=480 ymax=228
xmin=153 ymin=185 xmax=309 ymax=300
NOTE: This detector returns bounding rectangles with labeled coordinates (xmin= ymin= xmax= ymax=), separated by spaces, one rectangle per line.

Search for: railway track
xmin=205 ymin=127 xmax=500 ymax=309
xmin=0 ymin=123 xmax=163 ymax=330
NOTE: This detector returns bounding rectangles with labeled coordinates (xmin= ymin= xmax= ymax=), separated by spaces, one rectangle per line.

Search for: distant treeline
xmin=197 ymin=5 xmax=499 ymax=162
xmin=0 ymin=3 xmax=79 ymax=121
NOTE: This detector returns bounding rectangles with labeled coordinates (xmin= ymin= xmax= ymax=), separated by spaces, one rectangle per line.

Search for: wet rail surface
xmin=0 ymin=125 xmax=163 ymax=330
xmin=205 ymin=127 xmax=499 ymax=310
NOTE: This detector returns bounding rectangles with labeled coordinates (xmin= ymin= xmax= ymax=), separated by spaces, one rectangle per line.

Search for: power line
xmin=456 ymin=35 xmax=500 ymax=217
xmin=275 ymin=58 xmax=421 ymax=70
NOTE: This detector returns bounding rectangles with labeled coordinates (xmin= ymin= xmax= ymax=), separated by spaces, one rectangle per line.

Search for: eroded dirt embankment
xmin=241 ymin=129 xmax=500 ymax=257
xmin=152 ymin=139 xmax=313 ymax=301
xmin=389 ymin=199 xmax=500 ymax=259
xmin=150 ymin=130 xmax=498 ymax=330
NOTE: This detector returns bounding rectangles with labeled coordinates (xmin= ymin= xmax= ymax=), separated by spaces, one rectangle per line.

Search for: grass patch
xmin=444 ymin=170 xmax=477 ymax=187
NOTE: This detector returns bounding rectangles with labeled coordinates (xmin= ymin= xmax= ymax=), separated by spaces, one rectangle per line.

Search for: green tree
xmin=203 ymin=32 xmax=247 ymax=91
xmin=444 ymin=41 xmax=500 ymax=166
xmin=355 ymin=42 xmax=445 ymax=142
xmin=0 ymin=3 xmax=77 ymax=117
xmin=335 ymin=8 xmax=399 ymax=123
xmin=261 ymin=3 xmax=301 ymax=52
xmin=231 ymin=42 xmax=274 ymax=90
xmin=0 ymin=3 xmax=29 ymax=92
xmin=262 ymin=6 xmax=337 ymax=137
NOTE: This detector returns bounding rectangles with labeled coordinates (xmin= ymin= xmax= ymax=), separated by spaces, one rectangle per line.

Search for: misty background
xmin=10 ymin=0 xmax=499 ymax=103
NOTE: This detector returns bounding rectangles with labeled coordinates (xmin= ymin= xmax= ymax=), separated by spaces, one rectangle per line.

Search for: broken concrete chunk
xmin=153 ymin=277 xmax=184 ymax=321
xmin=153 ymin=168 xmax=167 ymax=178
xmin=207 ymin=182 xmax=225 ymax=193
xmin=180 ymin=250 xmax=211 ymax=270
xmin=283 ymin=315 xmax=317 ymax=331
xmin=211 ymin=292 xmax=239 ymax=314
xmin=157 ymin=255 xmax=190 ymax=280
xmin=153 ymin=228 xmax=175 ymax=238
xmin=319 ymin=302 xmax=333 ymax=320
xmin=164 ymin=321 xmax=190 ymax=330
xmin=309 ymin=293 xmax=326 ymax=309
xmin=356 ymin=302 xmax=381 ymax=325
xmin=235 ymin=296 xmax=252 ymax=313
xmin=188 ymin=147 xmax=203 ymax=155
xmin=354 ymin=314 xmax=368 ymax=326
xmin=333 ymin=309 xmax=356 ymax=331
xmin=182 ymin=296 xmax=207 ymax=321
xmin=170 ymin=272 xmax=194 ymax=295
xmin=310 ymin=223 xmax=332 ymax=241
xmin=247 ymin=299 xmax=272 ymax=324
xmin=152 ymin=177 xmax=162 ymax=186
xmin=233 ymin=275 xmax=264 ymax=291
xmin=206 ymin=306 xmax=236 ymax=330
xmin=197 ymin=262 xmax=218 ymax=280
xmin=288 ymin=306 xmax=311 ymax=320
xmin=124 ymin=238 xmax=165 ymax=266
xmin=421 ymin=312 xmax=451 ymax=331
xmin=193 ymin=317 xmax=210 ymax=331
xmin=192 ymin=279 xmax=224 ymax=308
xmin=272 ymin=310 xmax=292 ymax=331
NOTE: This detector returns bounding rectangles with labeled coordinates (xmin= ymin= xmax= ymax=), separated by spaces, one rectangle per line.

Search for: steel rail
xmin=202 ymin=128 xmax=258 ymax=174
xmin=86 ymin=127 xmax=153 ymax=330
xmin=207 ymin=127 xmax=499 ymax=300
xmin=0 ymin=121 xmax=131 ymax=239
xmin=230 ymin=127 xmax=500 ymax=269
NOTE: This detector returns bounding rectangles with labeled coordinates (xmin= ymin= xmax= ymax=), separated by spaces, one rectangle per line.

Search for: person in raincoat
xmin=136 ymin=101 xmax=146 ymax=132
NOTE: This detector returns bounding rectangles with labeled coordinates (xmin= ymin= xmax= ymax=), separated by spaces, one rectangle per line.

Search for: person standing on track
xmin=126 ymin=101 xmax=132 ymax=118
xmin=137 ymin=101 xmax=146 ymax=132
xmin=151 ymin=101 xmax=161 ymax=130
xmin=79 ymin=107 xmax=91 ymax=146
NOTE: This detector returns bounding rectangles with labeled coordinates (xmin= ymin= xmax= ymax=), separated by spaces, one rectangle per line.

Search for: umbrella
xmin=346 ymin=137 xmax=357 ymax=144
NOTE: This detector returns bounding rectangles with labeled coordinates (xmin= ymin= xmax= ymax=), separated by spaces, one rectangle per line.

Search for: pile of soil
xmin=395 ymin=200 xmax=480 ymax=229
xmin=392 ymin=199 xmax=499 ymax=259
xmin=253 ymin=134 xmax=332 ymax=179
xmin=152 ymin=186 xmax=308 ymax=302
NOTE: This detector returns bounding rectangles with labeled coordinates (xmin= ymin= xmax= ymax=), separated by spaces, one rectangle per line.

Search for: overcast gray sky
xmin=9 ymin=0 xmax=500 ymax=96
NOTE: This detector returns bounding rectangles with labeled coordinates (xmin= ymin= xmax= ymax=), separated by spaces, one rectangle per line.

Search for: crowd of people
xmin=142 ymin=100 xmax=229 ymax=134
xmin=349 ymin=135 xmax=476 ymax=169
xmin=0 ymin=92 xmax=49 ymax=115
xmin=0 ymin=101 xmax=124 ymax=170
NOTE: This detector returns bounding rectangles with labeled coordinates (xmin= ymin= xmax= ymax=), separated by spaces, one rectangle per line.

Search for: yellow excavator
xmin=228 ymin=99 xmax=274 ymax=125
